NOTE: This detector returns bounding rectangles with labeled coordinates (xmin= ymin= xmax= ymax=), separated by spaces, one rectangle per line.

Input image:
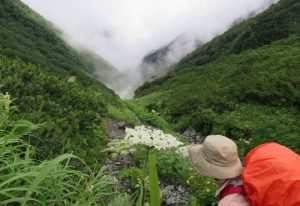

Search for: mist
xmin=21 ymin=0 xmax=279 ymax=99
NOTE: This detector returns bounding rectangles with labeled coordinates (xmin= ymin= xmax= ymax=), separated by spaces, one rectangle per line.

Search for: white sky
xmin=21 ymin=0 xmax=277 ymax=71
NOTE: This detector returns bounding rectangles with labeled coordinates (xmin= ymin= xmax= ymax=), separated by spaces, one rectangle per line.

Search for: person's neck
xmin=217 ymin=179 xmax=227 ymax=186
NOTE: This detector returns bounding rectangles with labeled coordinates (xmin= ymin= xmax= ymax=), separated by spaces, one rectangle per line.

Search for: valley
xmin=0 ymin=0 xmax=299 ymax=205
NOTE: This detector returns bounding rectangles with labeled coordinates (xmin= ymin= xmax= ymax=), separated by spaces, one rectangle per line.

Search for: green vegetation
xmin=176 ymin=0 xmax=300 ymax=69
xmin=148 ymin=151 xmax=161 ymax=206
xmin=0 ymin=0 xmax=126 ymax=166
xmin=135 ymin=35 xmax=300 ymax=153
xmin=0 ymin=0 xmax=119 ymax=85
xmin=106 ymin=126 xmax=185 ymax=206
xmin=135 ymin=0 xmax=300 ymax=155
xmin=0 ymin=0 xmax=83 ymax=75
xmin=133 ymin=2 xmax=300 ymax=203
xmin=0 ymin=93 xmax=117 ymax=205
xmin=1 ymin=0 xmax=300 ymax=205
xmin=0 ymin=55 xmax=123 ymax=165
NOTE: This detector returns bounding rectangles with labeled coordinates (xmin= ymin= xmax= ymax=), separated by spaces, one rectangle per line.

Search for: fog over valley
xmin=21 ymin=0 xmax=279 ymax=98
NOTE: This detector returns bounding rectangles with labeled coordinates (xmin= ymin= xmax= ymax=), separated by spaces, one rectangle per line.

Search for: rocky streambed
xmin=105 ymin=119 xmax=204 ymax=205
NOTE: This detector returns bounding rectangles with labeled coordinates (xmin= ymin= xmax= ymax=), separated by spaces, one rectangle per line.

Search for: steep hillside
xmin=78 ymin=50 xmax=124 ymax=91
xmin=0 ymin=0 xmax=119 ymax=86
xmin=175 ymin=0 xmax=300 ymax=69
xmin=135 ymin=35 xmax=300 ymax=152
xmin=0 ymin=0 xmax=126 ymax=165
xmin=135 ymin=0 xmax=300 ymax=153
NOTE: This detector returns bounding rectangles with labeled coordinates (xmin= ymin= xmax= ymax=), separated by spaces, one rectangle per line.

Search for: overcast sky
xmin=21 ymin=0 xmax=277 ymax=71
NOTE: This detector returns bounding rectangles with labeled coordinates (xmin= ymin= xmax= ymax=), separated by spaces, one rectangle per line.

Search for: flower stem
xmin=142 ymin=148 xmax=150 ymax=204
xmin=143 ymin=148 xmax=150 ymax=175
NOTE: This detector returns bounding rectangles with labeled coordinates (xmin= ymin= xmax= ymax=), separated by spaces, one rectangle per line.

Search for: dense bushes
xmin=0 ymin=56 xmax=122 ymax=165
xmin=0 ymin=1 xmax=126 ymax=167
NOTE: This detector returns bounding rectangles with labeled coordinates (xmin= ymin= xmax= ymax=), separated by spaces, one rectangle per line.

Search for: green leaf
xmin=148 ymin=151 xmax=160 ymax=206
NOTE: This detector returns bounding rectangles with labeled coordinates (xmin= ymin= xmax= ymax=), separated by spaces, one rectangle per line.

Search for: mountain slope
xmin=0 ymin=0 xmax=120 ymax=86
xmin=140 ymin=35 xmax=200 ymax=80
xmin=137 ymin=0 xmax=300 ymax=98
xmin=135 ymin=35 xmax=300 ymax=152
xmin=175 ymin=0 xmax=300 ymax=70
xmin=0 ymin=56 xmax=120 ymax=165
xmin=0 ymin=0 xmax=126 ymax=165
xmin=134 ymin=0 xmax=300 ymax=153
xmin=78 ymin=49 xmax=124 ymax=91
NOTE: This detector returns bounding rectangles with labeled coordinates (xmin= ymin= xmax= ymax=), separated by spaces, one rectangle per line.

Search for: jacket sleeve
xmin=218 ymin=193 xmax=251 ymax=206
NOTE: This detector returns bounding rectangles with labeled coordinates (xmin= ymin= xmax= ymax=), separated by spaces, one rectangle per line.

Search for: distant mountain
xmin=138 ymin=0 xmax=279 ymax=83
xmin=139 ymin=35 xmax=201 ymax=81
xmin=134 ymin=0 xmax=300 ymax=153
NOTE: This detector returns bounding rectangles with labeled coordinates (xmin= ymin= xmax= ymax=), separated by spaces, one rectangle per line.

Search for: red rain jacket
xmin=242 ymin=143 xmax=300 ymax=206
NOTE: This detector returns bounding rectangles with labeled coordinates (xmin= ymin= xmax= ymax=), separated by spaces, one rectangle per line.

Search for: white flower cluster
xmin=124 ymin=126 xmax=183 ymax=150
xmin=151 ymin=109 xmax=159 ymax=115
xmin=105 ymin=139 xmax=136 ymax=157
xmin=176 ymin=146 xmax=189 ymax=157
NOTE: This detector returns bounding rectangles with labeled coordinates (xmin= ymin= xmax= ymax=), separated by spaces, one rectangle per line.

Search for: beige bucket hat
xmin=188 ymin=135 xmax=243 ymax=179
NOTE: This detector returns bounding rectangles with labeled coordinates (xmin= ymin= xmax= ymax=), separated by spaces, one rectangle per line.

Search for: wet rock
xmin=118 ymin=122 xmax=126 ymax=130
xmin=107 ymin=118 xmax=127 ymax=140
xmin=105 ymin=119 xmax=135 ymax=193
xmin=178 ymin=186 xmax=185 ymax=193
xmin=166 ymin=197 xmax=176 ymax=205
xmin=181 ymin=129 xmax=205 ymax=144
xmin=160 ymin=182 xmax=189 ymax=206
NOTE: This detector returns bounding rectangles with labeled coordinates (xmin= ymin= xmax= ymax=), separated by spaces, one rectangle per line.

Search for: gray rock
xmin=178 ymin=186 xmax=185 ymax=193
xmin=168 ymin=185 xmax=175 ymax=190
xmin=181 ymin=129 xmax=204 ymax=144
xmin=166 ymin=197 xmax=176 ymax=205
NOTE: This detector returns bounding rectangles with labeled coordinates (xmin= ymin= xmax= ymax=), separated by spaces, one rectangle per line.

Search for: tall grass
xmin=0 ymin=93 xmax=115 ymax=205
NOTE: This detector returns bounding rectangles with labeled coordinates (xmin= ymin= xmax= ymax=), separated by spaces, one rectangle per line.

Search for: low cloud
xmin=21 ymin=0 xmax=278 ymax=98
xmin=22 ymin=0 xmax=278 ymax=71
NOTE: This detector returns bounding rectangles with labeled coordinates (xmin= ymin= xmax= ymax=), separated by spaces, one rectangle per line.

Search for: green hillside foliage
xmin=134 ymin=35 xmax=300 ymax=153
xmin=174 ymin=0 xmax=300 ymax=70
xmin=0 ymin=0 xmax=118 ymax=85
xmin=0 ymin=93 xmax=117 ymax=205
xmin=0 ymin=0 xmax=299 ymax=204
xmin=0 ymin=55 xmax=124 ymax=166
xmin=136 ymin=0 xmax=300 ymax=95
xmin=135 ymin=0 xmax=300 ymax=153
xmin=0 ymin=0 xmax=130 ymax=166
xmin=0 ymin=0 xmax=82 ymax=75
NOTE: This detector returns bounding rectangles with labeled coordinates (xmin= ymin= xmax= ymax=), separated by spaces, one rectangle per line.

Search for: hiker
xmin=189 ymin=135 xmax=300 ymax=206
xmin=188 ymin=135 xmax=250 ymax=206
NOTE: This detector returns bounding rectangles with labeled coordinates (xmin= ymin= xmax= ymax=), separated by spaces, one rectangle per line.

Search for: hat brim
xmin=188 ymin=145 xmax=243 ymax=179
